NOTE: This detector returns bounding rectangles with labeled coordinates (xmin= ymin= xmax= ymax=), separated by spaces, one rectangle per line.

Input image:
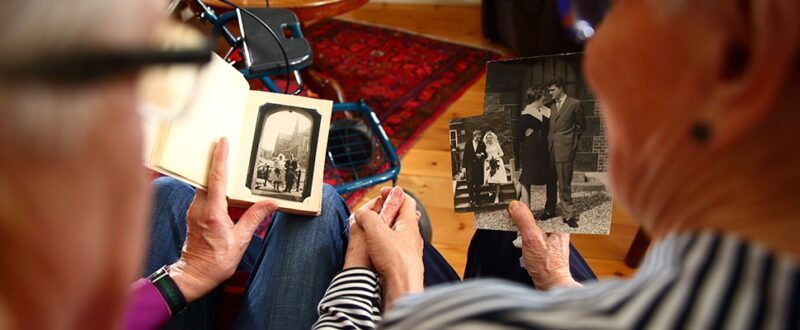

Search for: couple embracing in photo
xmin=515 ymin=80 xmax=585 ymax=228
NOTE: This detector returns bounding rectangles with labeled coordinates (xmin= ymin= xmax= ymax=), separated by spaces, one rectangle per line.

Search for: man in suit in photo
xmin=284 ymin=154 xmax=298 ymax=193
xmin=540 ymin=81 xmax=585 ymax=228
xmin=463 ymin=129 xmax=487 ymax=209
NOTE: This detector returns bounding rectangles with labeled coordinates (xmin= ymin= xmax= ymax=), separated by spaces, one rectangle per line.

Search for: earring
xmin=690 ymin=121 xmax=712 ymax=144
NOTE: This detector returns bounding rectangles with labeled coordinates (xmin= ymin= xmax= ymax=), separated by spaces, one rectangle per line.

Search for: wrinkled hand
xmin=170 ymin=138 xmax=278 ymax=302
xmin=343 ymin=186 xmax=407 ymax=269
xmin=355 ymin=190 xmax=424 ymax=310
xmin=508 ymin=201 xmax=581 ymax=290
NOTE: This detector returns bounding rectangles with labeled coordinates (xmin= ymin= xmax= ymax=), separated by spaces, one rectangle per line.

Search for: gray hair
xmin=0 ymin=0 xmax=162 ymax=154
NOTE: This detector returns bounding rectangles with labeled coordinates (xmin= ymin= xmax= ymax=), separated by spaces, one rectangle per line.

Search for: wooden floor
xmin=339 ymin=3 xmax=639 ymax=278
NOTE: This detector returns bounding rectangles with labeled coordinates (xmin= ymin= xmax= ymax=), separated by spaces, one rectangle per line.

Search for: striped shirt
xmin=315 ymin=232 xmax=800 ymax=329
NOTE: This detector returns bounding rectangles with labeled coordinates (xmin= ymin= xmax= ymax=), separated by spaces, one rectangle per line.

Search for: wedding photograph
xmin=246 ymin=104 xmax=319 ymax=202
xmin=474 ymin=53 xmax=612 ymax=234
xmin=449 ymin=112 xmax=516 ymax=213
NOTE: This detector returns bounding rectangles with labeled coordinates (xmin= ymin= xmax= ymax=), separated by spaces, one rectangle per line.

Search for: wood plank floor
xmin=339 ymin=3 xmax=639 ymax=279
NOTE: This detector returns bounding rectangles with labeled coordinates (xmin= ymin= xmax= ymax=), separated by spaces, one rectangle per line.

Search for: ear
xmin=704 ymin=0 xmax=799 ymax=149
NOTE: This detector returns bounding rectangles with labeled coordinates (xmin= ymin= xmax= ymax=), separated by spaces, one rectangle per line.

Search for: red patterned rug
xmin=305 ymin=19 xmax=500 ymax=204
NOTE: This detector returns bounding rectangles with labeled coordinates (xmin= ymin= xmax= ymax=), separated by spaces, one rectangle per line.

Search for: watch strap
xmin=146 ymin=265 xmax=187 ymax=316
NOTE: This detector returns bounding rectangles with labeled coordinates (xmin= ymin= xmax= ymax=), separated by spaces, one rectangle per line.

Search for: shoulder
xmin=382 ymin=279 xmax=637 ymax=329
xmin=567 ymin=97 xmax=580 ymax=107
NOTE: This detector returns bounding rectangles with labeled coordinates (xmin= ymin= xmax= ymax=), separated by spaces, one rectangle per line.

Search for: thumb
xmin=356 ymin=208 xmax=390 ymax=241
xmin=236 ymin=201 xmax=278 ymax=237
xmin=508 ymin=201 xmax=544 ymax=246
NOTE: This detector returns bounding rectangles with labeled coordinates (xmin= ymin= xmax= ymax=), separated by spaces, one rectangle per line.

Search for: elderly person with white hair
xmin=0 ymin=0 xmax=364 ymax=329
xmin=314 ymin=0 xmax=800 ymax=328
xmin=0 ymin=3 xmax=463 ymax=328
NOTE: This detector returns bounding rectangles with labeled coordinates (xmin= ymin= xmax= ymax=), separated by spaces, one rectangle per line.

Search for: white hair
xmin=0 ymin=0 xmax=162 ymax=66
xmin=0 ymin=0 xmax=162 ymax=154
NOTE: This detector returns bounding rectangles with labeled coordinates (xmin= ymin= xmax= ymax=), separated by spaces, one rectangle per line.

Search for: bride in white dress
xmin=483 ymin=130 xmax=508 ymax=203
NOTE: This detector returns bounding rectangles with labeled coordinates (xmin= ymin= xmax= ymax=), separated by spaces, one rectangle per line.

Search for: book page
xmin=157 ymin=54 xmax=249 ymax=188
xmin=227 ymin=91 xmax=332 ymax=215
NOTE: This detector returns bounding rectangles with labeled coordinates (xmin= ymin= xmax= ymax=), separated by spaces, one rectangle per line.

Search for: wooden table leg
xmin=624 ymin=228 xmax=651 ymax=268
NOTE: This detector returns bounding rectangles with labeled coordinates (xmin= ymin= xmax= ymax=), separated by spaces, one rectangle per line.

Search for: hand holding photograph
xmin=143 ymin=54 xmax=332 ymax=215
xmin=468 ymin=53 xmax=613 ymax=234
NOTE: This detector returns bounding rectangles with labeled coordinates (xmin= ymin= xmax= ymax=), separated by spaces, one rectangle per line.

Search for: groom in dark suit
xmin=463 ymin=129 xmax=487 ymax=209
xmin=540 ymin=81 xmax=585 ymax=228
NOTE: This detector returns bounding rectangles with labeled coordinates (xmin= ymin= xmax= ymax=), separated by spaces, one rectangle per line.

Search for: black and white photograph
xmin=449 ymin=112 xmax=516 ymax=213
xmin=246 ymin=103 xmax=321 ymax=202
xmin=473 ymin=53 xmax=612 ymax=234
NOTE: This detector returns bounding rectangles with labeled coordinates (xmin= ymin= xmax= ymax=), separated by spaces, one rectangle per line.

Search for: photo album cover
xmin=452 ymin=53 xmax=612 ymax=234
xmin=143 ymin=54 xmax=332 ymax=216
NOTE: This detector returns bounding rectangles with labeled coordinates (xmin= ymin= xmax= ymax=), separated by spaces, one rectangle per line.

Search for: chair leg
xmin=624 ymin=228 xmax=651 ymax=268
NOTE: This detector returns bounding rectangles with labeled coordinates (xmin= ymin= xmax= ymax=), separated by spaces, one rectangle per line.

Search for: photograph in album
xmin=246 ymin=104 xmax=320 ymax=202
xmin=143 ymin=53 xmax=332 ymax=216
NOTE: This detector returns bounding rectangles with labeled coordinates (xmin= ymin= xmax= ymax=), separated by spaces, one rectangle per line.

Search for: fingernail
xmin=266 ymin=204 xmax=278 ymax=212
xmin=391 ymin=186 xmax=403 ymax=197
xmin=509 ymin=201 xmax=520 ymax=212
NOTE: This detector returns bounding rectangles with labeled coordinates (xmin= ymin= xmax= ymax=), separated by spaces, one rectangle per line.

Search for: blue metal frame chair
xmin=187 ymin=0 xmax=400 ymax=194
xmin=327 ymin=101 xmax=400 ymax=194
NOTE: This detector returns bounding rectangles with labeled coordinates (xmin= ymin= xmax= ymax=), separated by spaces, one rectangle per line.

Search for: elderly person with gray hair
xmin=316 ymin=0 xmax=800 ymax=328
xmin=0 ymin=0 xmax=368 ymax=329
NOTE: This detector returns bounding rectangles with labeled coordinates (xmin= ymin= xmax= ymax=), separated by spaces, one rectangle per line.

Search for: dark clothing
xmin=257 ymin=166 xmax=269 ymax=185
xmin=515 ymin=113 xmax=551 ymax=186
xmin=462 ymin=139 xmax=487 ymax=205
xmin=284 ymin=160 xmax=298 ymax=192
xmin=547 ymin=96 xmax=585 ymax=218
xmin=547 ymin=96 xmax=584 ymax=163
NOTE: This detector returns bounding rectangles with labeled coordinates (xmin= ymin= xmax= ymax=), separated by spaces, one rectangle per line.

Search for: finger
xmin=380 ymin=186 xmax=393 ymax=199
xmin=206 ymin=138 xmax=229 ymax=206
xmin=235 ymin=200 xmax=278 ymax=238
xmin=508 ymin=201 xmax=545 ymax=248
xmin=355 ymin=196 xmax=380 ymax=213
xmin=355 ymin=208 xmax=389 ymax=240
xmin=369 ymin=186 xmax=392 ymax=213
xmin=380 ymin=187 xmax=406 ymax=226
xmin=393 ymin=193 xmax=419 ymax=235
xmin=371 ymin=196 xmax=384 ymax=213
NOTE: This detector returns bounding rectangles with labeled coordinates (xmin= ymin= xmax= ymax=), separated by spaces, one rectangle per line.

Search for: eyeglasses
xmin=556 ymin=0 xmax=611 ymax=42
xmin=0 ymin=21 xmax=214 ymax=119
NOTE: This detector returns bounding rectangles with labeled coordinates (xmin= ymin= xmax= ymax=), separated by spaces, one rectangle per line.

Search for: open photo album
xmin=143 ymin=54 xmax=332 ymax=216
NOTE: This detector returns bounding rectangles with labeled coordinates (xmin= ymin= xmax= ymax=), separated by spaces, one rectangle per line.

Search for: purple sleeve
xmin=122 ymin=278 xmax=171 ymax=330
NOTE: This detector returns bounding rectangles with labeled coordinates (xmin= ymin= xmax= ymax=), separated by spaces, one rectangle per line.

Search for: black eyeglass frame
xmin=0 ymin=40 xmax=214 ymax=84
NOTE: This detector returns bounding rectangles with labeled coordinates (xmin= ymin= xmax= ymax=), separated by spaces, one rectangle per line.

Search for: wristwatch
xmin=146 ymin=265 xmax=187 ymax=316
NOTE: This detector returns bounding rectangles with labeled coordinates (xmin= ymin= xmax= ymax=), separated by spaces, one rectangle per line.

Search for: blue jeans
xmin=144 ymin=178 xmax=350 ymax=329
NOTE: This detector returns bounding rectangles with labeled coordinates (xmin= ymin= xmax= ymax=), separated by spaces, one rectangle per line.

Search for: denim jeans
xmin=144 ymin=177 xmax=350 ymax=329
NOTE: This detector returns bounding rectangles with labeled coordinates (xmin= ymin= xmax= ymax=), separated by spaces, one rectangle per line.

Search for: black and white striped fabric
xmin=314 ymin=268 xmax=383 ymax=329
xmin=316 ymin=232 xmax=800 ymax=329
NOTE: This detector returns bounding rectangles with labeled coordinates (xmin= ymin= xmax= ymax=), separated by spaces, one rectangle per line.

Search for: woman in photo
xmin=514 ymin=86 xmax=552 ymax=209
xmin=483 ymin=130 xmax=508 ymax=203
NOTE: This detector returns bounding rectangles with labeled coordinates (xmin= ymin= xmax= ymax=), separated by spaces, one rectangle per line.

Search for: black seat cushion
xmin=238 ymin=8 xmax=312 ymax=75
